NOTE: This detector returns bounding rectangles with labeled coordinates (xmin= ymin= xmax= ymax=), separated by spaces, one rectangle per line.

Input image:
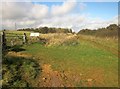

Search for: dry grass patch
xmin=40 ymin=33 xmax=78 ymax=46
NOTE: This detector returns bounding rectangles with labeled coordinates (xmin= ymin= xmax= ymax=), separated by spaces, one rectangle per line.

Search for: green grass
xmin=3 ymin=30 xmax=31 ymax=46
xmin=5 ymin=30 xmax=31 ymax=35
xmin=23 ymin=37 xmax=118 ymax=87
xmin=78 ymin=35 xmax=118 ymax=50
xmin=4 ymin=30 xmax=41 ymax=46
xmin=2 ymin=31 xmax=118 ymax=87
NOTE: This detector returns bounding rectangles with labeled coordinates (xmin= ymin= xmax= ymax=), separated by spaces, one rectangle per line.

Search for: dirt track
xmin=38 ymin=64 xmax=74 ymax=87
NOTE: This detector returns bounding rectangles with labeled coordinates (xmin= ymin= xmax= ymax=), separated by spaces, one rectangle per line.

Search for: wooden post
xmin=11 ymin=40 xmax=14 ymax=46
xmin=23 ymin=33 xmax=27 ymax=44
xmin=1 ymin=32 xmax=6 ymax=50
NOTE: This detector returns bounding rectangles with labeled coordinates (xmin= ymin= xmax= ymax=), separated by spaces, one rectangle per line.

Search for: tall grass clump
xmin=2 ymin=55 xmax=41 ymax=88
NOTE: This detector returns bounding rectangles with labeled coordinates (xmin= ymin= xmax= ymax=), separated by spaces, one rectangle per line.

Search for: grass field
xmin=2 ymin=31 xmax=118 ymax=87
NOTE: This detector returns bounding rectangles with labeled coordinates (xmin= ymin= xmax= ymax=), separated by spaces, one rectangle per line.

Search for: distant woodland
xmin=18 ymin=27 xmax=72 ymax=34
xmin=77 ymin=24 xmax=119 ymax=38
xmin=18 ymin=24 xmax=119 ymax=38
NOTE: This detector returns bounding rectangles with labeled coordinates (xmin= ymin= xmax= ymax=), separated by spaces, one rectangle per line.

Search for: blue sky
xmin=33 ymin=2 xmax=118 ymax=20
xmin=1 ymin=1 xmax=118 ymax=32
xmin=83 ymin=2 xmax=118 ymax=20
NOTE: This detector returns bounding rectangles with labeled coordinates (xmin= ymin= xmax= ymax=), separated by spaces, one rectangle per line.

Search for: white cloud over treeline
xmin=0 ymin=0 xmax=118 ymax=32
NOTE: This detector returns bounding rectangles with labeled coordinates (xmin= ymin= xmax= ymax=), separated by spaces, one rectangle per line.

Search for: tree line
xmin=17 ymin=24 xmax=119 ymax=38
xmin=77 ymin=24 xmax=119 ymax=38
xmin=18 ymin=27 xmax=72 ymax=34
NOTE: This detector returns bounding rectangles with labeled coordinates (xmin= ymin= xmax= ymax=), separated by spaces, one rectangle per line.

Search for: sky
xmin=0 ymin=0 xmax=118 ymax=32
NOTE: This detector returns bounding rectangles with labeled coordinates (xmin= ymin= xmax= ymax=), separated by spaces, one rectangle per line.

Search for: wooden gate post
xmin=23 ymin=33 xmax=27 ymax=44
xmin=1 ymin=32 xmax=6 ymax=50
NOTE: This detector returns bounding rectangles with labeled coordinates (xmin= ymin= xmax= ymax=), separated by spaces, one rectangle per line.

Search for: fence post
xmin=23 ymin=33 xmax=27 ymax=44
xmin=1 ymin=32 xmax=6 ymax=50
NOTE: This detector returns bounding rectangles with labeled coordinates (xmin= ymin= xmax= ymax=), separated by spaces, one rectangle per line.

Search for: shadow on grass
xmin=10 ymin=45 xmax=26 ymax=52
xmin=2 ymin=55 xmax=41 ymax=88
xmin=2 ymin=45 xmax=26 ymax=56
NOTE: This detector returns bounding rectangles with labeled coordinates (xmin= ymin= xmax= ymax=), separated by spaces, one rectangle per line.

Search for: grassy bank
xmin=2 ymin=31 xmax=118 ymax=87
xmin=22 ymin=34 xmax=118 ymax=87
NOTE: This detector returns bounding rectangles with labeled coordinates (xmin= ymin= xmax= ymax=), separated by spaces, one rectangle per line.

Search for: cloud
xmin=1 ymin=2 xmax=49 ymax=29
xmin=79 ymin=2 xmax=87 ymax=10
xmin=30 ymin=4 xmax=49 ymax=19
xmin=1 ymin=1 xmax=118 ymax=33
xmin=77 ymin=16 xmax=118 ymax=31
xmin=2 ymin=0 xmax=32 ymax=2
xmin=37 ymin=15 xmax=118 ymax=32
xmin=2 ymin=2 xmax=32 ymax=20
xmin=51 ymin=0 xmax=77 ymax=16
xmin=2 ymin=0 xmax=119 ymax=2
xmin=2 ymin=2 xmax=48 ymax=20
xmin=38 ymin=14 xmax=86 ymax=28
